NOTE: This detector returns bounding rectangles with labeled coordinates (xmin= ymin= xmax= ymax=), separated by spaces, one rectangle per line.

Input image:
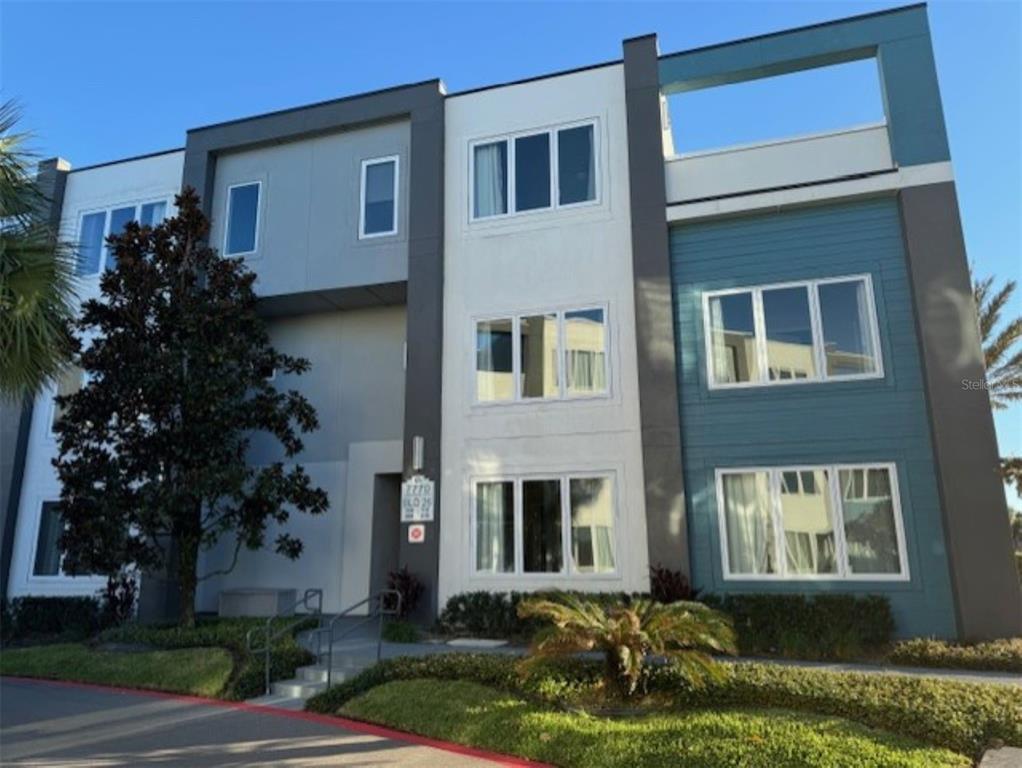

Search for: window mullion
xmin=550 ymin=129 xmax=559 ymax=210
xmin=514 ymin=479 xmax=523 ymax=576
xmin=830 ymin=466 xmax=850 ymax=578
xmin=558 ymin=310 xmax=566 ymax=399
xmin=808 ymin=283 xmax=827 ymax=381
xmin=512 ymin=315 xmax=522 ymax=401
xmin=561 ymin=476 xmax=571 ymax=575
xmin=770 ymin=470 xmax=786 ymax=577
xmin=753 ymin=290 xmax=768 ymax=384
xmin=508 ymin=139 xmax=516 ymax=215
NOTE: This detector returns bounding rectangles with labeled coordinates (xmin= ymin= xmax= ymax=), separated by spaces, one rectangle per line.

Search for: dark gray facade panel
xmin=399 ymin=96 xmax=445 ymax=621
xmin=2 ymin=159 xmax=70 ymax=599
xmin=623 ymin=36 xmax=690 ymax=577
xmin=899 ymin=182 xmax=1022 ymax=640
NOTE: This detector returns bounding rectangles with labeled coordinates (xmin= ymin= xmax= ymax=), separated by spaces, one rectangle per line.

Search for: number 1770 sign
xmin=401 ymin=475 xmax=434 ymax=522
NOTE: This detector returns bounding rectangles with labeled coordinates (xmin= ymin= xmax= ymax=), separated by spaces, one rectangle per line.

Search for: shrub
xmin=385 ymin=566 xmax=423 ymax=619
xmin=99 ymin=570 xmax=138 ymax=628
xmin=307 ymin=652 xmax=1022 ymax=758
xmin=518 ymin=594 xmax=735 ymax=696
xmin=382 ymin=620 xmax=420 ymax=644
xmin=888 ymin=637 xmax=1022 ymax=673
xmin=4 ymin=596 xmax=100 ymax=642
xmin=704 ymin=593 xmax=894 ymax=660
xmin=649 ymin=564 xmax=699 ymax=604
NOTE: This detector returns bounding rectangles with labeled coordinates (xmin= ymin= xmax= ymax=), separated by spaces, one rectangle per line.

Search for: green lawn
xmin=341 ymin=679 xmax=969 ymax=768
xmin=0 ymin=643 xmax=233 ymax=697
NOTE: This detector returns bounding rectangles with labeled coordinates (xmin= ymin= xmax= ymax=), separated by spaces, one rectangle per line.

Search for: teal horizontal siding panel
xmin=670 ymin=197 xmax=956 ymax=638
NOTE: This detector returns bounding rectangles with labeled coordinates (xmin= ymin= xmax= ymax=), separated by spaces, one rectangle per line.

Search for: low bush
xmin=3 ymin=596 xmax=101 ymax=643
xmin=888 ymin=637 xmax=1022 ymax=673
xmin=100 ymin=616 xmax=315 ymax=699
xmin=385 ymin=566 xmax=423 ymax=619
xmin=381 ymin=620 xmax=420 ymax=644
xmin=307 ymin=652 xmax=1022 ymax=758
xmin=649 ymin=564 xmax=699 ymax=604
xmin=342 ymin=679 xmax=968 ymax=768
xmin=703 ymin=593 xmax=894 ymax=660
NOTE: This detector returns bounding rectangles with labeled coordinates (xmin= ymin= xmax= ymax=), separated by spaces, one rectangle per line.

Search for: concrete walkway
xmin=0 ymin=677 xmax=535 ymax=767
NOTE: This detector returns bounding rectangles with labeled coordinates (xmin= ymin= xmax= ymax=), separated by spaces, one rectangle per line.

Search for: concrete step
xmin=270 ymin=678 xmax=327 ymax=699
xmin=246 ymin=692 xmax=307 ymax=710
xmin=295 ymin=664 xmax=368 ymax=683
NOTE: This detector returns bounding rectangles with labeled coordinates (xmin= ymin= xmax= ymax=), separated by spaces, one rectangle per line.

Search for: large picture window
xmin=703 ymin=275 xmax=881 ymax=388
xmin=475 ymin=307 xmax=608 ymax=404
xmin=76 ymin=199 xmax=170 ymax=276
xmin=716 ymin=463 xmax=907 ymax=580
xmin=473 ymin=474 xmax=616 ymax=577
xmin=470 ymin=120 xmax=598 ymax=221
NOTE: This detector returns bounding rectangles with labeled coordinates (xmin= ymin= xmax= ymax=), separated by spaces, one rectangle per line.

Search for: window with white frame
xmin=360 ymin=156 xmax=399 ymax=238
xmin=475 ymin=307 xmax=608 ymax=403
xmin=716 ymin=463 xmax=907 ymax=580
xmin=474 ymin=474 xmax=616 ymax=576
xmin=76 ymin=199 xmax=170 ymax=276
xmin=224 ymin=182 xmax=260 ymax=256
xmin=471 ymin=120 xmax=597 ymax=220
xmin=703 ymin=275 xmax=881 ymax=388
xmin=50 ymin=366 xmax=85 ymax=435
xmin=33 ymin=501 xmax=63 ymax=576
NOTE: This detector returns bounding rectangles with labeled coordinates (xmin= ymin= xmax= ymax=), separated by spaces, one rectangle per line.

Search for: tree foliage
xmin=517 ymin=593 xmax=736 ymax=697
xmin=0 ymin=100 xmax=77 ymax=399
xmin=974 ymin=273 xmax=1022 ymax=409
xmin=54 ymin=189 xmax=328 ymax=626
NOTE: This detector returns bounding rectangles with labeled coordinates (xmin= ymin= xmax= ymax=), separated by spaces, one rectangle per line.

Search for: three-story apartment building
xmin=3 ymin=4 xmax=1019 ymax=639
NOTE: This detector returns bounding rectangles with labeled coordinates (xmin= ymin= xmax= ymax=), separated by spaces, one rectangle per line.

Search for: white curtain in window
xmin=709 ymin=298 xmax=731 ymax=383
xmin=476 ymin=482 xmax=511 ymax=572
xmin=567 ymin=351 xmax=606 ymax=392
xmin=722 ymin=472 xmax=774 ymax=574
xmin=474 ymin=143 xmax=506 ymax=218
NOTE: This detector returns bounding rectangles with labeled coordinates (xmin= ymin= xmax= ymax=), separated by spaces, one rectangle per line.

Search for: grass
xmin=0 ymin=643 xmax=233 ymax=697
xmin=341 ymin=679 xmax=969 ymax=768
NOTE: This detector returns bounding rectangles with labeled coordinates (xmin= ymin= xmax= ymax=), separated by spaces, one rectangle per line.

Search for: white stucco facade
xmin=438 ymin=64 xmax=651 ymax=604
xmin=6 ymin=151 xmax=184 ymax=600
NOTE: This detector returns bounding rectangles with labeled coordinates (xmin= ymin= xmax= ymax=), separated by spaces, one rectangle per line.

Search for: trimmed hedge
xmin=2 ymin=597 xmax=102 ymax=643
xmin=306 ymin=653 xmax=1021 ymax=758
xmin=100 ymin=617 xmax=315 ymax=700
xmin=703 ymin=594 xmax=894 ymax=660
xmin=888 ymin=637 xmax=1022 ymax=674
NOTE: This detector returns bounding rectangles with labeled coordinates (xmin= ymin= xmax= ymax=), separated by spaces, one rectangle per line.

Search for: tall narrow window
xmin=762 ymin=285 xmax=816 ymax=381
xmin=51 ymin=366 xmax=84 ymax=433
xmin=558 ymin=124 xmax=596 ymax=205
xmin=473 ymin=140 xmax=508 ymax=218
xmin=840 ymin=467 xmax=900 ymax=574
xmin=707 ymin=293 xmax=757 ymax=384
xmin=77 ymin=211 xmax=106 ymax=276
xmin=475 ymin=481 xmax=515 ymax=573
xmin=819 ymin=279 xmax=878 ymax=377
xmin=514 ymin=133 xmax=551 ymax=212
xmin=476 ymin=319 xmax=513 ymax=402
xmin=520 ymin=314 xmax=558 ymax=399
xmin=361 ymin=156 xmax=398 ymax=238
xmin=105 ymin=205 xmax=136 ymax=271
xmin=522 ymin=479 xmax=563 ymax=573
xmin=779 ymin=468 xmax=837 ymax=575
xmin=720 ymin=472 xmax=776 ymax=575
xmin=139 ymin=201 xmax=167 ymax=227
xmin=225 ymin=182 xmax=260 ymax=256
xmin=33 ymin=502 xmax=63 ymax=576
xmin=564 ymin=308 xmax=607 ymax=396
xmin=570 ymin=477 xmax=615 ymax=573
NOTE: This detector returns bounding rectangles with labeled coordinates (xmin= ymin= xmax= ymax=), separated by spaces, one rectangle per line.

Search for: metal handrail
xmin=313 ymin=589 xmax=402 ymax=688
xmin=245 ymin=588 xmax=323 ymax=696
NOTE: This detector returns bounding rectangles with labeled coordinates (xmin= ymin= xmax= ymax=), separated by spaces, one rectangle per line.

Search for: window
xmin=717 ymin=464 xmax=907 ymax=580
xmin=224 ymin=182 xmax=260 ymax=256
xmin=51 ymin=366 xmax=85 ymax=435
xmin=470 ymin=120 xmax=597 ymax=221
xmin=475 ymin=307 xmax=608 ymax=404
xmin=33 ymin=502 xmax=63 ymax=577
xmin=703 ymin=275 xmax=881 ymax=388
xmin=360 ymin=156 xmax=399 ymax=238
xmin=473 ymin=474 xmax=616 ymax=576
xmin=75 ymin=199 xmax=170 ymax=276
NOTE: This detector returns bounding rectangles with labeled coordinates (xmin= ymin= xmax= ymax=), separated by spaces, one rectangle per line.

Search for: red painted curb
xmin=1 ymin=675 xmax=549 ymax=767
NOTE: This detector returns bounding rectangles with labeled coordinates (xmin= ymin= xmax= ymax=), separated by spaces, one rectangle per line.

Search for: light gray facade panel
xmin=898 ymin=182 xmax=1022 ymax=640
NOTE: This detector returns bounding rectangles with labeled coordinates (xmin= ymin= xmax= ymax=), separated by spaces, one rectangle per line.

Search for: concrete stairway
xmin=247 ymin=658 xmax=370 ymax=709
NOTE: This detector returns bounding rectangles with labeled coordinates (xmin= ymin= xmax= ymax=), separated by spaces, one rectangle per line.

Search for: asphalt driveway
xmin=0 ymin=677 xmax=523 ymax=767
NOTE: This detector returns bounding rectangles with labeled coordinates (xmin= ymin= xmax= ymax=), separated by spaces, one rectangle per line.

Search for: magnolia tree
xmin=53 ymin=189 xmax=328 ymax=626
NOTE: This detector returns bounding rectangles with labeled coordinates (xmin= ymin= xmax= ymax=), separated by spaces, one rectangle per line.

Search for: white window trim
xmin=471 ymin=303 xmax=611 ymax=407
xmin=468 ymin=118 xmax=600 ymax=223
xmin=701 ymin=273 xmax=884 ymax=390
xmin=715 ymin=462 xmax=909 ymax=582
xmin=47 ymin=369 xmax=86 ymax=441
xmin=470 ymin=472 xmax=620 ymax=580
xmin=223 ymin=180 xmax=262 ymax=257
xmin=76 ymin=197 xmax=172 ymax=276
xmin=359 ymin=155 xmax=400 ymax=239
xmin=28 ymin=499 xmax=65 ymax=580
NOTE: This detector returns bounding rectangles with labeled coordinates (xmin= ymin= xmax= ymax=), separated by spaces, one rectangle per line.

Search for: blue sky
xmin=3 ymin=0 xmax=1020 ymax=502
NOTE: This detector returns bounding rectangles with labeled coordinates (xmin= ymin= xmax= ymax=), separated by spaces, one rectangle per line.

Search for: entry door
xmin=369 ymin=473 xmax=402 ymax=598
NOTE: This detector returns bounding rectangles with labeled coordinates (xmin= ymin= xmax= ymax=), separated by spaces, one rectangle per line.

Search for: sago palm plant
xmin=0 ymin=100 xmax=77 ymax=400
xmin=517 ymin=593 xmax=736 ymax=698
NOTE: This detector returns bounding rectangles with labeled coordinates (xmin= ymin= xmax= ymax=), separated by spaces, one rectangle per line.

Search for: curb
xmin=1 ymin=675 xmax=550 ymax=767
